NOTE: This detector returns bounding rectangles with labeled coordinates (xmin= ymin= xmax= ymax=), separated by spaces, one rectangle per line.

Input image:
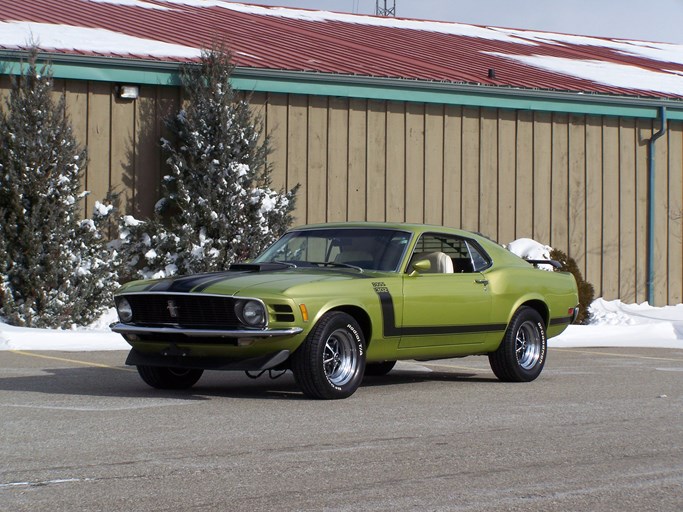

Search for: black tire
xmin=136 ymin=365 xmax=204 ymax=390
xmin=292 ymin=312 xmax=366 ymax=399
xmin=364 ymin=360 xmax=396 ymax=376
xmin=488 ymin=307 xmax=547 ymax=382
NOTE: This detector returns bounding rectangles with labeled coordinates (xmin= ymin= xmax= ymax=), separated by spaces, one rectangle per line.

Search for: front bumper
xmin=111 ymin=323 xmax=303 ymax=338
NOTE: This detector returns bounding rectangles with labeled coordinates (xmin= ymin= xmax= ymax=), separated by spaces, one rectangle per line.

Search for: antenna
xmin=375 ymin=0 xmax=396 ymax=16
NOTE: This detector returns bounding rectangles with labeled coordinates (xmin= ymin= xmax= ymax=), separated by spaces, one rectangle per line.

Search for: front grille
xmin=122 ymin=294 xmax=239 ymax=328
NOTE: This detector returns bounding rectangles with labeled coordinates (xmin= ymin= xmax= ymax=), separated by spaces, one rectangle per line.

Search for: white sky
xmin=242 ymin=0 xmax=683 ymax=44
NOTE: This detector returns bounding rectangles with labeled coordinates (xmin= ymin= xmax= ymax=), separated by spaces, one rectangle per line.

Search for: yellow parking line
xmin=9 ymin=350 xmax=135 ymax=372
xmin=552 ymin=347 xmax=683 ymax=363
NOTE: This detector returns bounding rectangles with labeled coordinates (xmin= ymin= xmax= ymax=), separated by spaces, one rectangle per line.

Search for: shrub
xmin=118 ymin=46 xmax=298 ymax=279
xmin=549 ymin=249 xmax=594 ymax=324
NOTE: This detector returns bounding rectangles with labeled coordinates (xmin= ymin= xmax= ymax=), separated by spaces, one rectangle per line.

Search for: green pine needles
xmin=0 ymin=46 xmax=298 ymax=328
xmin=118 ymin=47 xmax=298 ymax=279
xmin=0 ymin=48 xmax=119 ymax=328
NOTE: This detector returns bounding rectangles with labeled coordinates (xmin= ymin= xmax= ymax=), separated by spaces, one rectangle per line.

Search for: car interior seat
xmin=410 ymin=251 xmax=454 ymax=273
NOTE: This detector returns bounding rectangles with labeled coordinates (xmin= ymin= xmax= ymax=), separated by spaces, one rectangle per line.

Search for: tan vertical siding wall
xmin=667 ymin=127 xmax=683 ymax=305
xmin=49 ymin=79 xmax=181 ymax=217
xmin=255 ymin=93 xmax=682 ymax=306
xmin=1 ymin=80 xmax=681 ymax=305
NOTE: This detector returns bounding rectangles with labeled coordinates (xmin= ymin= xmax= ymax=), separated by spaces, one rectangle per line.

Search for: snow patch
xmin=86 ymin=0 xmax=173 ymax=10
xmin=550 ymin=298 xmax=683 ymax=349
xmin=0 ymin=309 xmax=128 ymax=351
xmin=0 ymin=21 xmax=201 ymax=58
xmin=496 ymin=28 xmax=683 ymax=66
xmin=486 ymin=52 xmax=683 ymax=96
xmin=122 ymin=215 xmax=143 ymax=227
xmin=506 ymin=238 xmax=554 ymax=271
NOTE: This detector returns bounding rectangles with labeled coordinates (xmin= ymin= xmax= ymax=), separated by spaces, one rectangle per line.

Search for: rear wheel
xmin=364 ymin=360 xmax=396 ymax=376
xmin=292 ymin=312 xmax=366 ymax=399
xmin=136 ymin=365 xmax=204 ymax=390
xmin=489 ymin=307 xmax=546 ymax=382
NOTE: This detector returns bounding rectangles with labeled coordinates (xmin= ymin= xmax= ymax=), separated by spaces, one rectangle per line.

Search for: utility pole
xmin=375 ymin=0 xmax=396 ymax=17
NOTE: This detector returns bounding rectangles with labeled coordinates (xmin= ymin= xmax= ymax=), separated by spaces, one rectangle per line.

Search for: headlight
xmin=235 ymin=300 xmax=266 ymax=328
xmin=116 ymin=297 xmax=133 ymax=323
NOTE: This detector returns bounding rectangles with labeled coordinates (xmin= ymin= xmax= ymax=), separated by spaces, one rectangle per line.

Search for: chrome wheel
xmin=292 ymin=312 xmax=366 ymax=399
xmin=515 ymin=321 xmax=542 ymax=370
xmin=489 ymin=307 xmax=547 ymax=382
xmin=323 ymin=328 xmax=358 ymax=386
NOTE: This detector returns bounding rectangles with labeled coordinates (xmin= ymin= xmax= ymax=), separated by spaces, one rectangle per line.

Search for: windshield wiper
xmin=275 ymin=261 xmax=298 ymax=268
xmin=311 ymin=261 xmax=364 ymax=272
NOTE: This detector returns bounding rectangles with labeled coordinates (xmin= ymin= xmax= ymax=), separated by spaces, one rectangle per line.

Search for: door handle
xmin=475 ymin=279 xmax=489 ymax=286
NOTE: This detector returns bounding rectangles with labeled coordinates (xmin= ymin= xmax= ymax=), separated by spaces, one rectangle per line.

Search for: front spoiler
xmin=125 ymin=347 xmax=292 ymax=371
xmin=111 ymin=323 xmax=303 ymax=338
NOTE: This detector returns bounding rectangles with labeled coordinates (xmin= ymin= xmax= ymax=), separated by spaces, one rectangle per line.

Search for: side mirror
xmin=409 ymin=259 xmax=431 ymax=277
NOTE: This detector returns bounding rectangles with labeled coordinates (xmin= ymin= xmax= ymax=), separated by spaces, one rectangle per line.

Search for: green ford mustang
xmin=112 ymin=222 xmax=579 ymax=399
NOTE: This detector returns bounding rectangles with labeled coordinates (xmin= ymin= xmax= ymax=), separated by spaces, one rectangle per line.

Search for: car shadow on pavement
xmin=0 ymin=365 xmax=313 ymax=401
xmin=362 ymin=369 xmax=497 ymax=387
xmin=0 ymin=366 xmax=210 ymax=401
xmin=0 ymin=366 xmax=498 ymax=403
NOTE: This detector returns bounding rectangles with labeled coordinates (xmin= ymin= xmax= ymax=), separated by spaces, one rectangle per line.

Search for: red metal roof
xmin=3 ymin=0 xmax=683 ymax=99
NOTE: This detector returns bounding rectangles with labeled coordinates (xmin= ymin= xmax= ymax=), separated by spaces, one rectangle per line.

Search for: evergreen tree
xmin=0 ymin=48 xmax=119 ymax=328
xmin=119 ymin=47 xmax=298 ymax=279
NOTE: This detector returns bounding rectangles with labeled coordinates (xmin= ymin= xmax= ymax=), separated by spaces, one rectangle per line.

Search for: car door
xmin=398 ymin=234 xmax=495 ymax=349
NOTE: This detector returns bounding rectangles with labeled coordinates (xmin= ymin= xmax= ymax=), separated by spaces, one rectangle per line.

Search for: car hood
xmin=117 ymin=266 xmax=375 ymax=297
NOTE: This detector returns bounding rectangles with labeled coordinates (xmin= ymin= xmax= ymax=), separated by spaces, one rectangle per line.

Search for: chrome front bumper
xmin=111 ymin=323 xmax=303 ymax=338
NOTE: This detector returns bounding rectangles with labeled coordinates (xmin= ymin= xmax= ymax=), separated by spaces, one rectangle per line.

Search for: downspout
xmin=647 ymin=106 xmax=667 ymax=305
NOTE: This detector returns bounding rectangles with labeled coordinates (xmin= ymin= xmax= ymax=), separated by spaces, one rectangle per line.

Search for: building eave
xmin=2 ymin=50 xmax=683 ymax=120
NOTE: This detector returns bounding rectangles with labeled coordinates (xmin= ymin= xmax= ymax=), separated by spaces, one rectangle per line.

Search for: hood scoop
xmin=229 ymin=262 xmax=292 ymax=272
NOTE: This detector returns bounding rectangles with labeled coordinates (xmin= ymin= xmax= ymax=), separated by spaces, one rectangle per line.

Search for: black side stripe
xmin=549 ymin=316 xmax=572 ymax=326
xmin=377 ymin=290 xmax=400 ymax=337
xmin=376 ymin=290 xmax=507 ymax=338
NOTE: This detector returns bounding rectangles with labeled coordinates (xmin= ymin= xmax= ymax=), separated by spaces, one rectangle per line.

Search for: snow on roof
xmin=3 ymin=0 xmax=683 ymax=99
xmin=0 ymin=21 xmax=201 ymax=59
xmin=488 ymin=53 xmax=683 ymax=97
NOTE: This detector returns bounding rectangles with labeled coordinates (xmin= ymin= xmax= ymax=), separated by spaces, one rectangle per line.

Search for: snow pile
xmin=1 ymin=299 xmax=681 ymax=351
xmin=506 ymin=238 xmax=555 ymax=271
xmin=0 ymin=309 xmax=128 ymax=351
xmin=589 ymin=297 xmax=683 ymax=325
xmin=551 ymin=299 xmax=683 ymax=349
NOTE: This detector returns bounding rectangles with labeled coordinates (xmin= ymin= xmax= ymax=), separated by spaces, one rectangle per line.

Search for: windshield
xmin=254 ymin=228 xmax=412 ymax=272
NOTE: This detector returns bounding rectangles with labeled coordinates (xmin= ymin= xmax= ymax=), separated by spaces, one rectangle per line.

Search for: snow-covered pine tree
xmin=0 ymin=48 xmax=119 ymax=328
xmin=119 ymin=47 xmax=298 ymax=279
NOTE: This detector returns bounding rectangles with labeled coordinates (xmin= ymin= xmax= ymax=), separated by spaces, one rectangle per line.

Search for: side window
xmin=466 ymin=240 xmax=492 ymax=272
xmin=408 ymin=234 xmax=491 ymax=273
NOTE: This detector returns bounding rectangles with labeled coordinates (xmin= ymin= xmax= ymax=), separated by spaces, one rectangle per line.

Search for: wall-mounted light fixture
xmin=115 ymin=85 xmax=139 ymax=100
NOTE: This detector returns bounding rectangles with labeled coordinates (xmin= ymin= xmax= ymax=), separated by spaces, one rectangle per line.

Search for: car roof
xmin=290 ymin=222 xmax=497 ymax=244
xmin=285 ymin=222 xmax=531 ymax=269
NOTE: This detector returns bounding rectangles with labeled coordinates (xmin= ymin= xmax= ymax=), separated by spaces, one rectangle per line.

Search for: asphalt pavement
xmin=1 ymin=347 xmax=682 ymax=511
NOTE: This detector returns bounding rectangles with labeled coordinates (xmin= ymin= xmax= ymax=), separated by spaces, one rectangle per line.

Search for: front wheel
xmin=292 ymin=312 xmax=366 ymax=399
xmin=488 ymin=307 xmax=546 ymax=382
xmin=136 ymin=365 xmax=204 ymax=390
